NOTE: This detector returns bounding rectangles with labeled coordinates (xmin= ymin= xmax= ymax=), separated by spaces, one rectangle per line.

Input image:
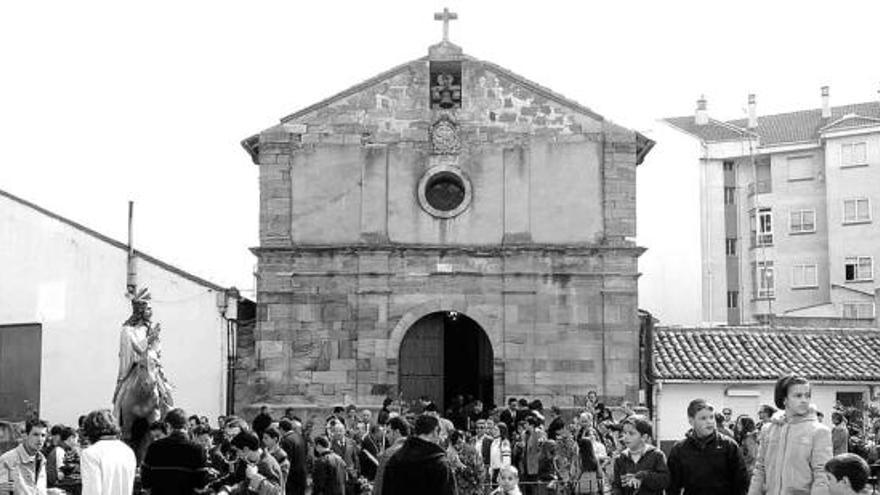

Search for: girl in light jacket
xmin=490 ymin=423 xmax=513 ymax=483
xmin=748 ymin=375 xmax=833 ymax=495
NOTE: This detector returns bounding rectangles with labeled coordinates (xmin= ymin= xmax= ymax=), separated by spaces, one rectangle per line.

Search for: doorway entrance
xmin=398 ymin=312 xmax=493 ymax=413
xmin=0 ymin=323 xmax=42 ymax=420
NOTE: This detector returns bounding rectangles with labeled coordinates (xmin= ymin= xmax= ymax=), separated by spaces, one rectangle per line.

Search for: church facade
xmin=240 ymin=35 xmax=653 ymax=414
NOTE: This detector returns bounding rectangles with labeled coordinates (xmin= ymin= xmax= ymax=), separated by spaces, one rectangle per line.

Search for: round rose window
xmin=417 ymin=166 xmax=472 ymax=218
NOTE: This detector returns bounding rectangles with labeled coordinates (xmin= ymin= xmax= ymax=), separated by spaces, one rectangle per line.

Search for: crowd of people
xmin=1 ymin=374 xmax=879 ymax=494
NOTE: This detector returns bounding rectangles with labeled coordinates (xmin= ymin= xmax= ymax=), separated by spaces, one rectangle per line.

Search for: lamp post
xmin=217 ymin=287 xmax=241 ymax=416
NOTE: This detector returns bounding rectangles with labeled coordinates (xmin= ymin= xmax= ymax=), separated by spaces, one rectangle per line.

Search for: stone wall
xmin=236 ymin=246 xmax=641 ymax=413
xmin=241 ymin=50 xmax=646 ymax=414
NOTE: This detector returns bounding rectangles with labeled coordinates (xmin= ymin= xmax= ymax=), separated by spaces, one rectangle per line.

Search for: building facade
xmin=661 ymin=90 xmax=880 ymax=325
xmin=0 ymin=189 xmax=238 ymax=425
xmin=239 ymin=38 xmax=653 ymax=414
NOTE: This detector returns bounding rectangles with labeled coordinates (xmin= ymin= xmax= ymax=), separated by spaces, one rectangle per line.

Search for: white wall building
xmin=651 ymin=90 xmax=880 ymax=325
xmin=0 ymin=189 xmax=239 ymax=425
xmin=650 ymin=325 xmax=880 ymax=449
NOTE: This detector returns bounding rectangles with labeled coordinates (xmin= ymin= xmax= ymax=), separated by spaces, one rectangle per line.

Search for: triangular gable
xmin=243 ymin=51 xmax=655 ymax=164
xmin=820 ymin=113 xmax=880 ymax=132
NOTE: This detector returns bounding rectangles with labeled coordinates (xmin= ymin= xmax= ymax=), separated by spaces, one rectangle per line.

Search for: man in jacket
xmin=499 ymin=398 xmax=519 ymax=433
xmin=0 ymin=418 xmax=48 ymax=495
xmin=328 ymin=420 xmax=359 ymax=493
xmin=381 ymin=414 xmax=456 ymax=495
xmin=278 ymin=419 xmax=307 ymax=495
xmin=373 ymin=416 xmax=410 ymax=495
xmin=141 ymin=408 xmax=208 ymax=494
xmin=312 ymin=437 xmax=347 ymax=495
xmin=519 ymin=416 xmax=543 ymax=494
xmin=262 ymin=427 xmax=290 ymax=494
xmin=667 ymin=399 xmax=748 ymax=495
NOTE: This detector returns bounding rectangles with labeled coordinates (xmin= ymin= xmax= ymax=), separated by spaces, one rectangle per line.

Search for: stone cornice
xmin=250 ymin=243 xmax=646 ymax=257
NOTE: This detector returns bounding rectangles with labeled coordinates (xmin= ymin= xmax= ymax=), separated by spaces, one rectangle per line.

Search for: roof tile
xmin=652 ymin=326 xmax=880 ymax=382
xmin=665 ymin=101 xmax=880 ymax=146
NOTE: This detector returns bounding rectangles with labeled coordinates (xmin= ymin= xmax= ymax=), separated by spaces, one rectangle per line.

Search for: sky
xmin=2 ymin=0 xmax=879 ymax=297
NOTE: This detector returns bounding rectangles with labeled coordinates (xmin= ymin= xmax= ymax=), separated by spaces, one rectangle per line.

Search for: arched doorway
xmin=398 ymin=311 xmax=493 ymax=414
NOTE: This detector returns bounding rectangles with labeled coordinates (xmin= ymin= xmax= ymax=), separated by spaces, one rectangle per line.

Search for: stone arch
xmin=386 ymin=298 xmax=502 ymax=361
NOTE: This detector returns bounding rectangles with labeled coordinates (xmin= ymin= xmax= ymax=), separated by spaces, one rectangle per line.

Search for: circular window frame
xmin=417 ymin=165 xmax=473 ymax=219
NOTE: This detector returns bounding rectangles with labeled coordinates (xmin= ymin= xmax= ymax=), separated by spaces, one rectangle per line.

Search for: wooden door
xmin=399 ymin=314 xmax=444 ymax=411
xmin=0 ymin=324 xmax=42 ymax=420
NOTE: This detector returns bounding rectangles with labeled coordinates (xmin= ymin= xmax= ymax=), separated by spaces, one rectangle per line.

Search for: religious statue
xmin=112 ymin=287 xmax=173 ymax=460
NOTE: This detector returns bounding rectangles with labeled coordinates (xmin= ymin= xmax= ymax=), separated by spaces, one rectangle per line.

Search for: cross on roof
xmin=434 ymin=8 xmax=458 ymax=43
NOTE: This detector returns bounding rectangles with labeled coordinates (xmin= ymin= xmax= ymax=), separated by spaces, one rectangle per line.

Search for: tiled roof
xmin=652 ymin=326 xmax=880 ymax=382
xmin=665 ymin=101 xmax=880 ymax=146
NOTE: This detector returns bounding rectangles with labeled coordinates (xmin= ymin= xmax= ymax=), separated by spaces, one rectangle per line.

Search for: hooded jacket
xmin=747 ymin=407 xmax=832 ymax=495
xmin=381 ymin=436 xmax=456 ymax=495
xmin=667 ymin=429 xmax=748 ymax=495
xmin=611 ymin=444 xmax=669 ymax=495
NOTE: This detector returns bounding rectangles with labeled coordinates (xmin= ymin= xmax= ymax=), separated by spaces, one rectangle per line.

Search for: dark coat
xmin=667 ymin=430 xmax=749 ymax=495
xmin=381 ymin=436 xmax=456 ymax=495
xmin=141 ymin=431 xmax=208 ymax=494
xmin=611 ymin=446 xmax=669 ymax=495
xmin=311 ymin=450 xmax=347 ymax=495
xmin=499 ymin=409 xmax=516 ymax=432
xmin=330 ymin=437 xmax=360 ymax=483
xmin=252 ymin=413 xmax=273 ymax=437
xmin=279 ymin=431 xmax=308 ymax=495
xmin=359 ymin=435 xmax=382 ymax=481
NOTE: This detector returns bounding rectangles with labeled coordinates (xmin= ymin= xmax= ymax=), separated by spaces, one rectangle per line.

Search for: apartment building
xmin=660 ymin=88 xmax=880 ymax=324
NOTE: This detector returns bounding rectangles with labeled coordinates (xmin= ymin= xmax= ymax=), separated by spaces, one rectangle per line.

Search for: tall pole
xmin=127 ymin=201 xmax=137 ymax=294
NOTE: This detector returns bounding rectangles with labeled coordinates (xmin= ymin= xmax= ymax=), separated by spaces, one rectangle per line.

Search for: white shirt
xmin=81 ymin=439 xmax=136 ymax=495
xmin=489 ymin=438 xmax=511 ymax=470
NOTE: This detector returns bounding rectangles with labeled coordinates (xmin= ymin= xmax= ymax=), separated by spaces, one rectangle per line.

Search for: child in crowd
xmin=611 ymin=417 xmax=669 ymax=495
xmin=492 ymin=465 xmax=523 ymax=495
xmin=825 ymin=453 xmax=871 ymax=495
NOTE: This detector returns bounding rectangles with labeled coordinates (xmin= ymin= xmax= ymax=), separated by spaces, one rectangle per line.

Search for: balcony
xmin=747 ymin=180 xmax=772 ymax=196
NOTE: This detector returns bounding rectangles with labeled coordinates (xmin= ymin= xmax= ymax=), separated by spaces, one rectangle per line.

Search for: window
xmin=755 ymin=261 xmax=775 ymax=299
xmin=844 ymin=256 xmax=873 ymax=282
xmin=727 ymin=291 xmax=739 ymax=309
xmin=791 ymin=264 xmax=818 ymax=288
xmin=725 ymin=238 xmax=737 ymax=256
xmin=841 ymin=142 xmax=867 ymax=167
xmin=787 ymin=156 xmax=814 ymax=181
xmin=724 ymin=187 xmax=736 ymax=205
xmin=843 ymin=302 xmax=875 ymax=319
xmin=789 ymin=209 xmax=816 ymax=233
xmin=750 ymin=208 xmax=773 ymax=246
xmin=843 ymin=198 xmax=871 ymax=224
xmin=836 ymin=391 xmax=864 ymax=408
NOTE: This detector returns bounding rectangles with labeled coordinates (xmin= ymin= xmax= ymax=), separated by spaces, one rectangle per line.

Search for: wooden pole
xmin=127 ymin=201 xmax=137 ymax=294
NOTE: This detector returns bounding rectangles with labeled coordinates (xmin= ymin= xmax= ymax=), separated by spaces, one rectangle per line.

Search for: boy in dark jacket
xmin=611 ymin=416 xmax=669 ymax=495
xmin=667 ymin=399 xmax=749 ymax=495
xmin=382 ymin=414 xmax=456 ymax=495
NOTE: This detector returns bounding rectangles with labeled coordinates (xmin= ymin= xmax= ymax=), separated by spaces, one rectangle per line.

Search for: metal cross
xmin=434 ymin=8 xmax=458 ymax=42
